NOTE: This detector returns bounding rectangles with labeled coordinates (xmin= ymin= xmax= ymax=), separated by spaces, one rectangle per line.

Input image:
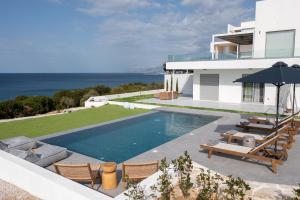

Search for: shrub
xmin=80 ymin=89 xmax=99 ymax=106
xmin=15 ymin=96 xmax=28 ymax=101
xmin=196 ymin=168 xmax=223 ymax=200
xmin=151 ymin=158 xmax=173 ymax=200
xmin=22 ymin=96 xmax=55 ymax=115
xmin=124 ymin=175 xmax=147 ymax=200
xmin=0 ymin=100 xmax=25 ymax=119
xmin=294 ymin=184 xmax=300 ymax=200
xmin=223 ymin=176 xmax=251 ymax=200
xmin=94 ymin=85 xmax=111 ymax=95
xmin=172 ymin=151 xmax=193 ymax=197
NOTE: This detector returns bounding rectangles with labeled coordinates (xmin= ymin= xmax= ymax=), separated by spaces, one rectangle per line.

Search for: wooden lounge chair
xmin=54 ymin=163 xmax=101 ymax=188
xmin=200 ymin=133 xmax=288 ymax=173
xmin=239 ymin=110 xmax=300 ymax=132
xmin=122 ymin=161 xmax=159 ymax=188
xmin=237 ymin=114 xmax=294 ymax=132
xmin=221 ymin=125 xmax=289 ymax=144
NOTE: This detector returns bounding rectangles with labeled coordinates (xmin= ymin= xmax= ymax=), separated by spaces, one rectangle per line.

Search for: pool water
xmin=43 ymin=111 xmax=219 ymax=163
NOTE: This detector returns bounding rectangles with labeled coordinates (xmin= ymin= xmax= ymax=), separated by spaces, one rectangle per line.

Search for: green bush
xmin=22 ymin=96 xmax=55 ymax=116
xmin=0 ymin=82 xmax=163 ymax=119
xmin=80 ymin=89 xmax=100 ymax=106
xmin=0 ymin=100 xmax=25 ymax=119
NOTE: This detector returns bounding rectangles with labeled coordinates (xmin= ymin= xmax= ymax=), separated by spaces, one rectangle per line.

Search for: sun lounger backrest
xmin=249 ymin=126 xmax=288 ymax=154
xmin=122 ymin=161 xmax=159 ymax=181
xmin=264 ymin=124 xmax=289 ymax=140
xmin=54 ymin=163 xmax=93 ymax=180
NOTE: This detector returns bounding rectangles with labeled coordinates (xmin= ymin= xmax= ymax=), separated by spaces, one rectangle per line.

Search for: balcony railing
xmin=168 ymin=49 xmax=298 ymax=62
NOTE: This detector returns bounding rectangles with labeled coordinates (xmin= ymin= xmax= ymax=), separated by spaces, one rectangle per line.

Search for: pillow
xmin=25 ymin=153 xmax=42 ymax=163
xmin=8 ymin=149 xmax=31 ymax=159
xmin=0 ymin=141 xmax=8 ymax=150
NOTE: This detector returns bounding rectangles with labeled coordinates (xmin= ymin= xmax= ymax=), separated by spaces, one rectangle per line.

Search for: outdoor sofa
xmin=1 ymin=136 xmax=68 ymax=167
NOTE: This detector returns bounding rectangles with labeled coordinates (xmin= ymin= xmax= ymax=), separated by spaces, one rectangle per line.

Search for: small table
xmin=101 ymin=162 xmax=117 ymax=190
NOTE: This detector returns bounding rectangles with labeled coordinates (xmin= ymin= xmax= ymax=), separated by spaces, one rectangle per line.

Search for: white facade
xmin=165 ymin=0 xmax=300 ymax=109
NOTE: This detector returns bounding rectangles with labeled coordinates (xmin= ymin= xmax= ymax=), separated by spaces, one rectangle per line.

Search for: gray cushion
xmin=25 ymin=153 xmax=42 ymax=163
xmin=7 ymin=149 xmax=32 ymax=159
xmin=1 ymin=136 xmax=36 ymax=150
xmin=33 ymin=144 xmax=66 ymax=159
xmin=0 ymin=141 xmax=8 ymax=150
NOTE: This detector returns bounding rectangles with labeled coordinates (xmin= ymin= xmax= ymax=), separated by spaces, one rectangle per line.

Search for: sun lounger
xmin=122 ymin=161 xmax=159 ymax=188
xmin=239 ymin=111 xmax=300 ymax=132
xmin=237 ymin=115 xmax=294 ymax=132
xmin=0 ymin=136 xmax=37 ymax=151
xmin=200 ymin=133 xmax=288 ymax=173
xmin=54 ymin=163 xmax=101 ymax=188
xmin=221 ymin=125 xmax=289 ymax=144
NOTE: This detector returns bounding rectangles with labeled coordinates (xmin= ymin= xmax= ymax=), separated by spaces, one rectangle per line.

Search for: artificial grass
xmin=113 ymin=94 xmax=155 ymax=102
xmin=0 ymin=104 xmax=149 ymax=140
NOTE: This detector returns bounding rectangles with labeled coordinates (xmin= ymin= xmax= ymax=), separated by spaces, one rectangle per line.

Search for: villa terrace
xmin=1 ymin=102 xmax=299 ymax=199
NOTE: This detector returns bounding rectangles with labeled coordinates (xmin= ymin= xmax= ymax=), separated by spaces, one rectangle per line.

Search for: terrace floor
xmin=37 ymin=106 xmax=300 ymax=198
xmin=139 ymin=96 xmax=282 ymax=114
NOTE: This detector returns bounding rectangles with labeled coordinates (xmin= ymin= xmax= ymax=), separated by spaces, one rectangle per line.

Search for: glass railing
xmin=168 ymin=49 xmax=299 ymax=62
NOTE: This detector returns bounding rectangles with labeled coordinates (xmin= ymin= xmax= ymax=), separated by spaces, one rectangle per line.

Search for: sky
xmin=0 ymin=0 xmax=256 ymax=73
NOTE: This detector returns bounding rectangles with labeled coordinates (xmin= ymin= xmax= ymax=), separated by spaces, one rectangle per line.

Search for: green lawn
xmin=113 ymin=94 xmax=155 ymax=102
xmin=0 ymin=104 xmax=148 ymax=140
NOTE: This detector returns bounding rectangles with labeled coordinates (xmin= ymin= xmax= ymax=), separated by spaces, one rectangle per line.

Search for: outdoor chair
xmin=236 ymin=113 xmax=296 ymax=132
xmin=54 ymin=163 xmax=101 ymax=188
xmin=247 ymin=110 xmax=300 ymax=125
xmin=221 ymin=125 xmax=289 ymax=144
xmin=122 ymin=161 xmax=159 ymax=189
xmin=200 ymin=133 xmax=289 ymax=173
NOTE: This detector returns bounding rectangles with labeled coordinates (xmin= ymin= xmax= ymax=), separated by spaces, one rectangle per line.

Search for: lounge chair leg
xmin=208 ymin=150 xmax=213 ymax=159
xmin=271 ymin=160 xmax=277 ymax=174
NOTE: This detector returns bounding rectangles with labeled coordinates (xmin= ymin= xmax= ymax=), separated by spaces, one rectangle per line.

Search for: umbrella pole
xmin=292 ymin=84 xmax=296 ymax=127
xmin=275 ymin=84 xmax=281 ymax=152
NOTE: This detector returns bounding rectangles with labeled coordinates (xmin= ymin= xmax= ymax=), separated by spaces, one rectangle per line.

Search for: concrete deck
xmin=40 ymin=107 xmax=300 ymax=197
xmin=139 ymin=96 xmax=282 ymax=114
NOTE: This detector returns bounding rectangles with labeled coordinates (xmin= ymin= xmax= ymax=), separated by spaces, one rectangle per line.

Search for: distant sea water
xmin=0 ymin=73 xmax=164 ymax=101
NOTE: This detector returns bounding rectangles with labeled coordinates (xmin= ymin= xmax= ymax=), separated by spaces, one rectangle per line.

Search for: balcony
xmin=167 ymin=49 xmax=298 ymax=62
xmin=166 ymin=49 xmax=300 ymax=70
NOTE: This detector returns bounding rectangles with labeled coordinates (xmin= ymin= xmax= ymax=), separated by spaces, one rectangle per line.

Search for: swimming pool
xmin=43 ymin=111 xmax=219 ymax=163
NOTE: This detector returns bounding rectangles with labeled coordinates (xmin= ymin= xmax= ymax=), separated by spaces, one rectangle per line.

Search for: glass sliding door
xmin=242 ymin=75 xmax=264 ymax=103
xmin=265 ymin=30 xmax=295 ymax=58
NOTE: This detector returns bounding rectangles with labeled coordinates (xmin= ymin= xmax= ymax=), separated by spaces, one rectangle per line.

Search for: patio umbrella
xmin=234 ymin=62 xmax=300 ymax=151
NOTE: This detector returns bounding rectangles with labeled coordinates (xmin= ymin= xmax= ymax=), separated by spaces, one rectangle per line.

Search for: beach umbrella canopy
xmin=234 ymin=62 xmax=300 ymax=151
xmin=234 ymin=62 xmax=300 ymax=85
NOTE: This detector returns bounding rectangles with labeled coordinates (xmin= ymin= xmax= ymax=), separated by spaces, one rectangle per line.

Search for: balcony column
xmin=237 ymin=44 xmax=240 ymax=59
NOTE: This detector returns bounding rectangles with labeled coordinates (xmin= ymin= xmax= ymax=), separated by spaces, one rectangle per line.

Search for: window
xmin=265 ymin=30 xmax=295 ymax=58
xmin=242 ymin=75 xmax=264 ymax=103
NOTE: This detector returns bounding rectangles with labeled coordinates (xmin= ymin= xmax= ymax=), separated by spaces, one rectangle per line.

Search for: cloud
xmin=77 ymin=0 xmax=161 ymax=16
xmin=94 ymin=0 xmax=254 ymax=59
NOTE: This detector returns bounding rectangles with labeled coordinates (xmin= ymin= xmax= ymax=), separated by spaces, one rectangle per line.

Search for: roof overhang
xmin=215 ymin=32 xmax=253 ymax=45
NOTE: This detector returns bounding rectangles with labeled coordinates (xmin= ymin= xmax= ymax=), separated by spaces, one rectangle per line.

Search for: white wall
xmin=0 ymin=151 xmax=112 ymax=200
xmin=254 ymin=0 xmax=300 ymax=57
xmin=164 ymin=74 xmax=193 ymax=96
xmin=193 ymin=69 xmax=277 ymax=105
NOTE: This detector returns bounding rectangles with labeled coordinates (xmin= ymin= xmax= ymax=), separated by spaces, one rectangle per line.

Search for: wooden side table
xmin=101 ymin=162 xmax=117 ymax=190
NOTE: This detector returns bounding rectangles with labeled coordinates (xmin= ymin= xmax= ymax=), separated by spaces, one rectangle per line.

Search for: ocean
xmin=0 ymin=73 xmax=164 ymax=101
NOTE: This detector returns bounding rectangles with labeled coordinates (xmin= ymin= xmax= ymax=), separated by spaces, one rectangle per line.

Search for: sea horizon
xmin=0 ymin=73 xmax=164 ymax=101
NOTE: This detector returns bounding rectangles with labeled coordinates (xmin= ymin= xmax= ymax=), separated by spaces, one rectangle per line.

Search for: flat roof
xmin=215 ymin=32 xmax=253 ymax=45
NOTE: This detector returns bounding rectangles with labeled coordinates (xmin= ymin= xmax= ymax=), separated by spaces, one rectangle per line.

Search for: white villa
xmin=165 ymin=0 xmax=300 ymax=110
